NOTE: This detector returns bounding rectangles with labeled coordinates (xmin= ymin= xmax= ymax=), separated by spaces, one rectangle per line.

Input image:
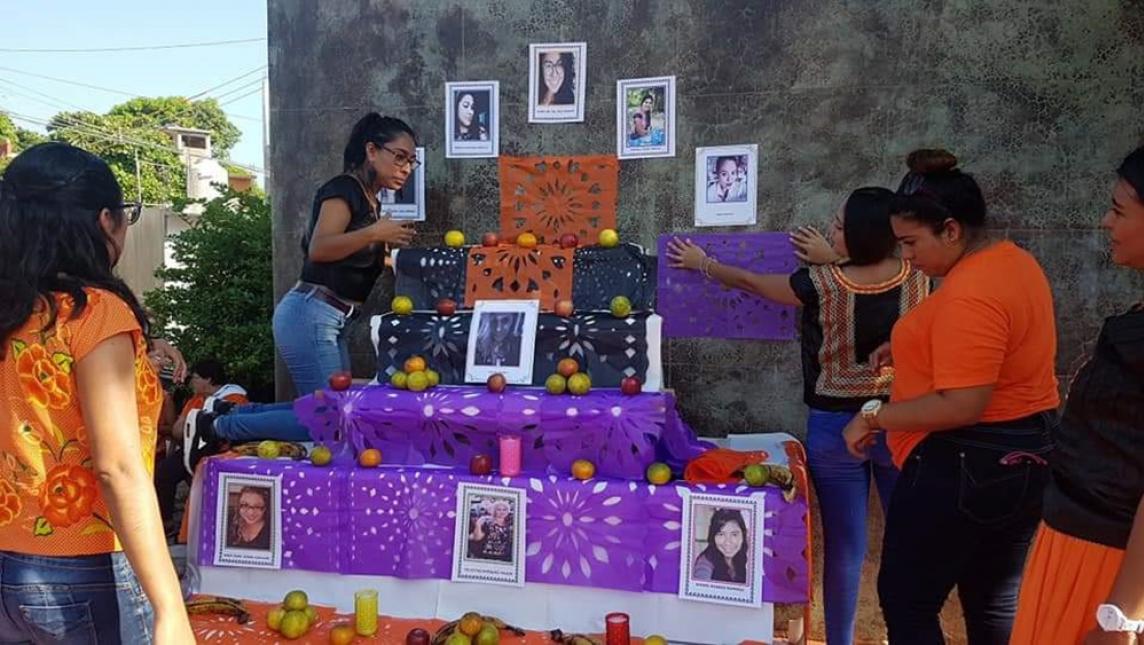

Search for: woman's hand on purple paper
xmin=790 ymin=226 xmax=841 ymax=265
xmin=665 ymin=237 xmax=707 ymax=271
xmin=843 ymin=415 xmax=880 ymax=460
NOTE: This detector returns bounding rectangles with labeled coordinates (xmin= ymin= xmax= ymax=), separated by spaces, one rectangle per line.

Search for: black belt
xmin=292 ymin=282 xmax=357 ymax=317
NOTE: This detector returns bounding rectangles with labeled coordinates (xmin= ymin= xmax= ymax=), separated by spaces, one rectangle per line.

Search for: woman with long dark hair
xmin=0 ymin=142 xmax=194 ymax=643
xmin=537 ymin=51 xmax=575 ymax=106
xmin=692 ymin=509 xmax=749 ymax=583
xmin=184 ymin=113 xmax=418 ymax=471
xmin=453 ymin=92 xmax=488 ymax=142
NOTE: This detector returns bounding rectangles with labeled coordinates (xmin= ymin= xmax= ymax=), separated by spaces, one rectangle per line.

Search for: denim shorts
xmin=0 ymin=551 xmax=153 ymax=644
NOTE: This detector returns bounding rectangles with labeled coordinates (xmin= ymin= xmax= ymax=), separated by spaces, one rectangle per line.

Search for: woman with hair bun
xmin=843 ymin=150 xmax=1059 ymax=643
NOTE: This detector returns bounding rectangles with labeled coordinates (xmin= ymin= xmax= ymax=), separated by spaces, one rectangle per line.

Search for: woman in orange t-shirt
xmin=0 ymin=143 xmax=193 ymax=643
xmin=842 ymin=150 xmax=1059 ymax=644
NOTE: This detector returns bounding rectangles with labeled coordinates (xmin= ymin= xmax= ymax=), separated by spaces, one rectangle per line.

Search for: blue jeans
xmin=272 ymin=288 xmax=351 ymax=395
xmin=214 ymin=401 xmax=311 ymax=443
xmin=0 ymin=551 xmax=153 ymax=644
xmin=806 ymin=409 xmax=898 ymax=645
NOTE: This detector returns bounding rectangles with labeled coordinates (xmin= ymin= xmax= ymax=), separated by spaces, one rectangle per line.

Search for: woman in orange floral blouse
xmin=0 ymin=143 xmax=193 ymax=643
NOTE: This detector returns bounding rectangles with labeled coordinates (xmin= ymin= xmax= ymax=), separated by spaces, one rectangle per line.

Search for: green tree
xmin=15 ymin=127 xmax=46 ymax=148
xmin=145 ymin=187 xmax=274 ymax=398
xmin=107 ymin=97 xmax=241 ymax=157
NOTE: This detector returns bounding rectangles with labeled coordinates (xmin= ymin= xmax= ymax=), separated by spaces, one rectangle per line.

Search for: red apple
xmin=486 ymin=373 xmax=507 ymax=393
xmin=406 ymin=628 xmax=432 ymax=645
xmin=469 ymin=454 xmax=492 ymax=476
xmin=621 ymin=376 xmax=642 ymax=395
xmin=481 ymin=232 xmax=499 ymax=247
xmin=554 ymin=299 xmax=574 ymax=318
xmin=559 ymin=233 xmax=579 ymax=249
xmin=328 ymin=371 xmax=352 ymax=391
xmin=436 ymin=298 xmax=457 ymax=316
xmin=557 ymin=358 xmax=579 ymax=378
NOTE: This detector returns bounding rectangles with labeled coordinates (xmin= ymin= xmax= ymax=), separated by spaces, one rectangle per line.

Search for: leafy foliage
xmin=145 ymin=187 xmax=274 ymax=398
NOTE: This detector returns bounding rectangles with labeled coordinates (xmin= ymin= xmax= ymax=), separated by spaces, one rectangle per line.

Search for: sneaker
xmin=182 ymin=409 xmax=221 ymax=475
xmin=203 ymin=398 xmax=237 ymax=416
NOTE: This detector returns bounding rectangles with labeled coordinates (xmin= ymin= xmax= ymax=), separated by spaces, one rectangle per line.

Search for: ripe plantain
xmin=481 ymin=614 xmax=525 ymax=636
xmin=548 ymin=630 xmax=600 ymax=645
xmin=185 ymin=596 xmax=251 ymax=624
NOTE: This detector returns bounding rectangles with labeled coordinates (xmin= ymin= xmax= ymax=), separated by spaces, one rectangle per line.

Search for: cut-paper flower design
xmin=499 ymin=156 xmax=618 ymax=244
xmin=465 ymin=245 xmax=574 ymax=310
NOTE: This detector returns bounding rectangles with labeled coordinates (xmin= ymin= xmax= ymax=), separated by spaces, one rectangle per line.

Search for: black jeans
xmin=878 ymin=415 xmax=1053 ymax=644
xmin=154 ymin=447 xmax=190 ymax=533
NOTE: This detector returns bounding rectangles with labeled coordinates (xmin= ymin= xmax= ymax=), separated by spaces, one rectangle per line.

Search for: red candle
xmin=605 ymin=612 xmax=630 ymax=645
xmin=499 ymin=434 xmax=522 ymax=476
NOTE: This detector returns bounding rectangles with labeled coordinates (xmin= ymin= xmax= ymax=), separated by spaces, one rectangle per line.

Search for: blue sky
xmin=0 ymin=0 xmax=268 ymax=175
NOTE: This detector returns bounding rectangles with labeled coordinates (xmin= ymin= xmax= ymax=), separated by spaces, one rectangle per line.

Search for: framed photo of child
xmin=694 ymin=144 xmax=758 ymax=227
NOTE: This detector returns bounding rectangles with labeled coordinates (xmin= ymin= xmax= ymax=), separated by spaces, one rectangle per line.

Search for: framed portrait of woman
xmin=464 ymin=300 xmax=539 ymax=385
xmin=677 ymin=490 xmax=765 ymax=607
xmin=528 ymin=42 xmax=586 ymax=123
xmin=446 ymin=81 xmax=500 ymax=158
xmin=451 ymin=483 xmax=527 ymax=586
xmin=212 ymin=472 xmax=282 ymax=569
xmin=616 ymin=76 xmax=676 ymax=159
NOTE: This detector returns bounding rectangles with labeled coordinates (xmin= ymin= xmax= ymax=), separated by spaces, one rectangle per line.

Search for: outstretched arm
xmin=665 ymin=237 xmax=801 ymax=306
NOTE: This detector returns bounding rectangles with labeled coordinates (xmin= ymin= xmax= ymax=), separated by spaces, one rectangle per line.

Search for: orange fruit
xmin=598 ymin=228 xmax=619 ymax=248
xmin=358 ymin=448 xmax=382 ymax=468
xmin=644 ymin=636 xmax=668 ymax=645
xmin=425 ymin=369 xmax=440 ymax=387
xmin=516 ymin=232 xmax=538 ymax=248
xmin=404 ymin=356 xmax=427 ymax=373
xmin=406 ymin=371 xmax=429 ymax=392
xmin=545 ymin=374 xmax=567 ymax=395
xmin=645 ymin=462 xmax=672 ymax=485
xmin=567 ymin=372 xmax=591 ymax=396
xmin=556 ymin=358 xmax=579 ymax=378
xmin=458 ymin=612 xmax=484 ymax=637
xmin=283 ymin=590 xmax=308 ymax=611
xmin=390 ymin=371 xmax=408 ymax=389
xmin=571 ymin=459 xmax=596 ymax=480
xmin=279 ymin=610 xmax=310 ymax=640
xmin=267 ymin=607 xmax=286 ymax=631
xmin=329 ymin=623 xmax=355 ymax=645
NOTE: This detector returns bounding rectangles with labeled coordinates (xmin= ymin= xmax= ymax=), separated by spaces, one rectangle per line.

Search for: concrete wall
xmin=268 ymin=1 xmax=1144 ymax=639
xmin=118 ymin=206 xmax=170 ymax=298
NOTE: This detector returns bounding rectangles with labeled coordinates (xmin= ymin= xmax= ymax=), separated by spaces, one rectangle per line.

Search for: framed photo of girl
xmin=446 ymin=81 xmax=500 ymax=158
xmin=464 ymin=299 xmax=540 ymax=385
xmin=379 ymin=146 xmax=425 ymax=221
xmin=677 ymin=490 xmax=765 ymax=608
xmin=212 ymin=472 xmax=283 ymax=569
xmin=528 ymin=42 xmax=587 ymax=123
xmin=694 ymin=144 xmax=758 ymax=227
xmin=452 ymin=483 xmax=527 ymax=586
xmin=616 ymin=76 xmax=676 ymax=159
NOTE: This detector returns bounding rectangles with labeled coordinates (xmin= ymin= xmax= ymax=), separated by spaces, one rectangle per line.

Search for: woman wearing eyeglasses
xmin=226 ymin=487 xmax=271 ymax=550
xmin=183 ymin=113 xmax=419 ymax=470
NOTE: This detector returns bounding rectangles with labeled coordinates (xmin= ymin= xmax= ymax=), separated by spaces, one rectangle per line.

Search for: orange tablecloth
xmin=189 ymin=597 xmax=769 ymax=644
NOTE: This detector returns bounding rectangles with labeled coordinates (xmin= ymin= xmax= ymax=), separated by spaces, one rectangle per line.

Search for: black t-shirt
xmin=789 ymin=263 xmax=930 ymax=412
xmin=299 ymin=175 xmax=383 ymax=303
xmin=1044 ymin=306 xmax=1144 ymax=549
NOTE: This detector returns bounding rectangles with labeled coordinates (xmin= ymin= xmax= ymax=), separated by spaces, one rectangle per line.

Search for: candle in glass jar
xmin=499 ymin=435 xmax=522 ymax=476
xmin=354 ymin=589 xmax=378 ymax=636
xmin=605 ymin=612 xmax=630 ymax=645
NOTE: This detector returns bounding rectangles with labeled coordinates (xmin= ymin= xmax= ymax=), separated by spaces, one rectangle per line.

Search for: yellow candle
xmin=354 ymin=589 xmax=378 ymax=636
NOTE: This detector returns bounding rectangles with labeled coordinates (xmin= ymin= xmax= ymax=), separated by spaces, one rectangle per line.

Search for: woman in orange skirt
xmin=1010 ymin=146 xmax=1144 ymax=644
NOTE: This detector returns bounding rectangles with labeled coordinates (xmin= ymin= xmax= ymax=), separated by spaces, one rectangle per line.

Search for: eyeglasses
xmin=380 ymin=146 xmax=420 ymax=170
xmin=239 ymin=503 xmax=265 ymax=512
xmin=119 ymin=201 xmax=143 ymax=226
xmin=542 ymin=62 xmax=564 ymax=75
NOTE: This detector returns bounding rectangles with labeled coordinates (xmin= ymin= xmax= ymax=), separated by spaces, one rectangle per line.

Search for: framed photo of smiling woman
xmin=213 ymin=472 xmax=282 ymax=569
xmin=678 ymin=490 xmax=765 ymax=608
xmin=446 ymin=81 xmax=499 ymax=158
xmin=528 ymin=42 xmax=586 ymax=123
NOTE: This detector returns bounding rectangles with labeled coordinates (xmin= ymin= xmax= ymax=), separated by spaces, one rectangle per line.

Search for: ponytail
xmin=342 ymin=113 xmax=417 ymax=172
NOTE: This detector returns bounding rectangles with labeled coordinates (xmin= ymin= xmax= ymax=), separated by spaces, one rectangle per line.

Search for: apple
xmin=469 ymin=454 xmax=492 ymax=476
xmin=545 ymin=373 xmax=568 ymax=395
xmin=328 ymin=371 xmax=352 ymax=391
xmin=405 ymin=628 xmax=432 ymax=645
xmin=481 ymin=232 xmax=499 ymax=247
xmin=567 ymin=372 xmax=591 ymax=395
xmin=621 ymin=376 xmax=642 ymax=395
xmin=557 ymin=358 xmax=579 ymax=378
xmin=559 ymin=233 xmax=579 ymax=249
xmin=486 ymin=373 xmax=507 ymax=393
xmin=436 ymin=298 xmax=457 ymax=316
xmin=554 ymin=299 xmax=574 ymax=318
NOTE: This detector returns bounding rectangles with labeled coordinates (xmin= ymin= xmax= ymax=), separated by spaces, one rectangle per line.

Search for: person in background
xmin=843 ymin=149 xmax=1059 ymax=644
xmin=692 ymin=508 xmax=749 ymax=584
xmin=183 ymin=113 xmax=418 ymax=471
xmin=667 ymin=186 xmax=929 ymax=645
xmin=0 ymin=142 xmax=193 ymax=643
xmin=1011 ymin=146 xmax=1144 ymax=645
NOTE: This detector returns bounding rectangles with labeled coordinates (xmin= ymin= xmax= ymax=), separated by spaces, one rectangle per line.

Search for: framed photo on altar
xmin=378 ymin=146 xmax=424 ymax=221
xmin=678 ymin=490 xmax=765 ymax=608
xmin=694 ymin=144 xmax=758 ymax=227
xmin=452 ymin=483 xmax=526 ymax=586
xmin=464 ymin=300 xmax=539 ymax=385
xmin=528 ymin=42 xmax=586 ymax=123
xmin=616 ymin=76 xmax=676 ymax=159
xmin=446 ymin=81 xmax=499 ymax=158
xmin=212 ymin=472 xmax=282 ymax=569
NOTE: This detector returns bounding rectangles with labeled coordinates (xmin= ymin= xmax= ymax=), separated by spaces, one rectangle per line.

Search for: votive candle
xmin=605 ymin=612 xmax=630 ymax=645
xmin=499 ymin=434 xmax=522 ymax=476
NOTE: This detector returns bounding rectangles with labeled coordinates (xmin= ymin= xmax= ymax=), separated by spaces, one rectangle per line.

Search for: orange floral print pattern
xmin=0 ymin=480 xmax=22 ymax=527
xmin=136 ymin=355 xmax=162 ymax=408
xmin=39 ymin=464 xmax=98 ymax=528
xmin=15 ymin=343 xmax=72 ymax=410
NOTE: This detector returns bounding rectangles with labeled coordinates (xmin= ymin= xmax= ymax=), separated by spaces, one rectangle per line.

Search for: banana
xmin=432 ymin=620 xmax=461 ymax=645
xmin=230 ymin=441 xmax=309 ymax=460
xmin=480 ymin=615 xmax=525 ymax=636
xmin=548 ymin=630 xmax=600 ymax=645
xmin=184 ymin=597 xmax=251 ymax=624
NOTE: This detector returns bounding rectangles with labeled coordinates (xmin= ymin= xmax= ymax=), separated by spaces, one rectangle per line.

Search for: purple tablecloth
xmin=198 ymin=458 xmax=810 ymax=604
xmin=295 ymin=385 xmax=714 ymax=480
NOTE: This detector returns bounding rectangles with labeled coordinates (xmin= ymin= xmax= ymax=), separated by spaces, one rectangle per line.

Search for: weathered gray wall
xmin=268 ymin=0 xmax=1144 ymax=434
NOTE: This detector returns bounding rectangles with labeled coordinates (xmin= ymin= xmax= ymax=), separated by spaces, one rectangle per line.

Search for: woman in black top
xmin=1011 ymin=146 xmax=1144 ymax=644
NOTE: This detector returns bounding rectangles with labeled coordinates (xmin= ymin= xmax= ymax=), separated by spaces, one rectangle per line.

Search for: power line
xmin=209 ymin=76 xmax=265 ymax=102
xmin=0 ymin=76 xmax=90 ymax=112
xmin=218 ymin=85 xmax=264 ymax=107
xmin=0 ymin=66 xmax=136 ymax=96
xmin=188 ymin=65 xmax=267 ymax=100
xmin=0 ymin=38 xmax=265 ymax=54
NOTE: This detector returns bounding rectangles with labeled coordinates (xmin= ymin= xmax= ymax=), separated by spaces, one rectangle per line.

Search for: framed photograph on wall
xmin=528 ymin=42 xmax=587 ymax=123
xmin=677 ymin=490 xmax=765 ymax=608
xmin=446 ymin=81 xmax=500 ymax=158
xmin=212 ymin=472 xmax=282 ymax=569
xmin=694 ymin=144 xmax=758 ymax=227
xmin=616 ymin=76 xmax=676 ymax=159
xmin=464 ymin=300 xmax=539 ymax=385
xmin=451 ymin=482 xmax=527 ymax=586
xmin=378 ymin=146 xmax=425 ymax=221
